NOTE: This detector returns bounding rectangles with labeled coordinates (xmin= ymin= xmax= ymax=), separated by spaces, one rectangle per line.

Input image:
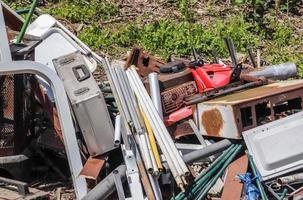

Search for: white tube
xmin=113 ymin=66 xmax=154 ymax=174
xmin=138 ymin=133 xmax=154 ymax=174
xmin=148 ymin=174 xmax=163 ymax=200
xmin=126 ymin=70 xmax=184 ymax=188
xmin=114 ymin=115 xmax=122 ymax=146
xmin=149 ymin=73 xmax=163 ymax=119
xmin=127 ymin=69 xmax=184 ymax=176
xmin=145 ymin=132 xmax=159 ymax=176
xmin=128 ymin=67 xmax=189 ymax=177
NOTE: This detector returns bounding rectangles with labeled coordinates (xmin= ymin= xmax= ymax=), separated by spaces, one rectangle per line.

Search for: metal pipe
xmin=113 ymin=170 xmax=126 ymax=200
xmin=248 ymin=154 xmax=268 ymax=200
xmin=16 ymin=0 xmax=38 ymax=44
xmin=163 ymin=139 xmax=232 ymax=171
xmin=114 ymin=115 xmax=122 ymax=146
xmin=175 ymin=145 xmax=236 ymax=200
xmin=82 ymin=165 xmax=127 ymax=200
xmin=128 ymin=68 xmax=188 ymax=179
xmin=128 ymin=67 xmax=189 ymax=177
xmin=188 ymin=119 xmax=207 ymax=147
xmin=183 ymin=139 xmax=231 ymax=164
xmin=246 ymin=62 xmax=297 ymax=80
xmin=277 ymin=172 xmax=303 ymax=185
xmin=149 ymin=72 xmax=163 ymax=119
xmin=194 ymin=145 xmax=242 ymax=200
xmin=126 ymin=69 xmax=184 ymax=189
xmin=279 ymin=188 xmax=288 ymax=200
xmin=186 ymin=80 xmax=265 ymax=105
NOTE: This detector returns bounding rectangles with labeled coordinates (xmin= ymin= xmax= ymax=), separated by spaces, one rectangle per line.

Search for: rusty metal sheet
xmin=221 ymin=155 xmax=249 ymax=200
xmin=80 ymin=157 xmax=105 ymax=180
xmin=204 ymin=79 xmax=303 ymax=105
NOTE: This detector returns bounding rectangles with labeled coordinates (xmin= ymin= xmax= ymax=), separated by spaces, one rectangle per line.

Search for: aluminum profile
xmin=243 ymin=111 xmax=303 ymax=181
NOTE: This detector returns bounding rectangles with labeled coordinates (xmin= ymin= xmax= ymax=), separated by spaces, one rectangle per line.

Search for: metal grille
xmin=0 ymin=75 xmax=15 ymax=149
xmin=161 ymin=81 xmax=198 ymax=115
xmin=0 ymin=74 xmax=33 ymax=156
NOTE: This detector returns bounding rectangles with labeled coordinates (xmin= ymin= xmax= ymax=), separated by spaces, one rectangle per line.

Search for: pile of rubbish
xmin=1 ymin=1 xmax=303 ymax=199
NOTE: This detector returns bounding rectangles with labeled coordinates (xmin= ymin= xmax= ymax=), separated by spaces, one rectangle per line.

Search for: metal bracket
xmin=122 ymin=145 xmax=144 ymax=200
xmin=0 ymin=176 xmax=29 ymax=195
xmin=0 ymin=61 xmax=87 ymax=199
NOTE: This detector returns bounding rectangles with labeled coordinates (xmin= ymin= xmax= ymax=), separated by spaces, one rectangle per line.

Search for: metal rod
xmin=186 ymin=80 xmax=265 ymax=105
xmin=248 ymin=47 xmax=257 ymax=68
xmin=114 ymin=115 xmax=122 ymax=146
xmin=149 ymin=72 xmax=163 ymax=119
xmin=175 ymin=145 xmax=236 ymax=200
xmin=195 ymin=145 xmax=242 ymax=200
xmin=188 ymin=119 xmax=207 ymax=147
xmin=279 ymin=188 xmax=287 ymax=200
xmin=248 ymin=154 xmax=268 ymax=200
xmin=16 ymin=0 xmax=38 ymax=44
xmin=113 ymin=170 xmax=126 ymax=200
xmin=83 ymin=165 xmax=127 ymax=200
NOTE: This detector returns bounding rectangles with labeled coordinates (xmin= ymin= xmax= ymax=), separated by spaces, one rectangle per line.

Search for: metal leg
xmin=0 ymin=61 xmax=87 ymax=199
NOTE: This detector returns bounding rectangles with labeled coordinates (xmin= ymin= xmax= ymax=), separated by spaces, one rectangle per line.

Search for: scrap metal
xmin=195 ymin=79 xmax=303 ymax=139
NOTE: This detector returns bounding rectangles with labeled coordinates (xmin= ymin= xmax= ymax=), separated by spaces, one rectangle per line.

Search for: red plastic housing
xmin=192 ymin=64 xmax=232 ymax=93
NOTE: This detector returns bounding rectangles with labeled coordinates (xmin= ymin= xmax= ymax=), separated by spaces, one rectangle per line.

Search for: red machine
xmin=190 ymin=38 xmax=242 ymax=93
xmin=191 ymin=63 xmax=232 ymax=93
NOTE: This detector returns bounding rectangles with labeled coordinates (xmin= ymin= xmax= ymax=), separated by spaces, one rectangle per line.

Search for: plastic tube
xmin=126 ymin=69 xmax=184 ymax=189
xmin=127 ymin=69 xmax=187 ymax=178
xmin=149 ymin=72 xmax=163 ymax=119
xmin=141 ymin=109 xmax=163 ymax=171
xmin=114 ymin=115 xmax=122 ymax=146
xmin=128 ymin=67 xmax=189 ymax=177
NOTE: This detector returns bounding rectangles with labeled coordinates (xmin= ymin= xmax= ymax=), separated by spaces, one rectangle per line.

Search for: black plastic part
xmin=72 ymin=65 xmax=91 ymax=82
xmin=159 ymin=61 xmax=186 ymax=73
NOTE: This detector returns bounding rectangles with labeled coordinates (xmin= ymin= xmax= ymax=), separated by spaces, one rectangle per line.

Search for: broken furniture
xmin=195 ymin=79 xmax=303 ymax=139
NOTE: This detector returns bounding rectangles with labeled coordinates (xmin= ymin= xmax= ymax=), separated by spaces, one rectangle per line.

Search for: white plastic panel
xmin=243 ymin=111 xmax=303 ymax=181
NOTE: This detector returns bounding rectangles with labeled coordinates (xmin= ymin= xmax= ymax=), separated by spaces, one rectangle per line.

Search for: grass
xmin=3 ymin=0 xmax=303 ymax=72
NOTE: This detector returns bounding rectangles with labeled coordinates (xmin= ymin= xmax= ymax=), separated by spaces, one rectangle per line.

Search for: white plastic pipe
xmin=126 ymin=69 xmax=185 ymax=188
xmin=149 ymin=73 xmax=163 ymax=119
xmin=129 ymin=67 xmax=189 ymax=177
xmin=114 ymin=115 xmax=122 ymax=146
